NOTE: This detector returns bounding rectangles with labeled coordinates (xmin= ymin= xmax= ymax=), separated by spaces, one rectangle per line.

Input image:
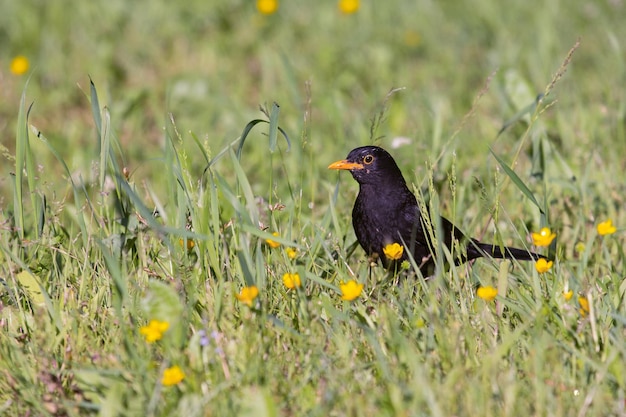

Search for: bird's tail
xmin=471 ymin=241 xmax=546 ymax=261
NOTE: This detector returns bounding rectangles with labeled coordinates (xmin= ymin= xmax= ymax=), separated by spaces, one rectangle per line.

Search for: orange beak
xmin=328 ymin=159 xmax=364 ymax=170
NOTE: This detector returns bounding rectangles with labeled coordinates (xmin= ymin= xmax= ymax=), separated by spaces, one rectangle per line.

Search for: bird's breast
xmin=353 ymin=191 xmax=411 ymax=254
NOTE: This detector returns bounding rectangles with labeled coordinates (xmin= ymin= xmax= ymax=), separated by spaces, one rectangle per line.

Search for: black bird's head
xmin=328 ymin=146 xmax=406 ymax=186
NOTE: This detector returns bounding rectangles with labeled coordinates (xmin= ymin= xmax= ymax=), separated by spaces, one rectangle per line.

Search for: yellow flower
xmin=574 ymin=242 xmax=586 ymax=254
xmin=266 ymin=232 xmax=281 ymax=248
xmin=339 ymin=280 xmax=363 ymax=301
xmin=383 ymin=243 xmax=404 ymax=261
xmin=10 ymin=55 xmax=29 ymax=75
xmin=257 ymin=0 xmax=278 ymax=15
xmin=531 ymin=227 xmax=556 ymax=247
xmin=285 ymin=247 xmax=297 ymax=260
xmin=476 ymin=286 xmax=498 ymax=302
xmin=338 ymin=0 xmax=359 ymax=14
xmin=140 ymin=319 xmax=170 ymax=343
xmin=236 ymin=285 xmax=259 ymax=307
xmin=578 ymin=296 xmax=589 ymax=317
xmin=404 ymin=30 xmax=421 ymax=47
xmin=535 ymin=258 xmax=553 ymax=273
xmin=282 ymin=272 xmax=301 ymax=289
xmin=179 ymin=238 xmax=195 ymax=250
xmin=162 ymin=365 xmax=185 ymax=386
xmin=597 ymin=219 xmax=616 ymax=236
xmin=563 ymin=290 xmax=573 ymax=301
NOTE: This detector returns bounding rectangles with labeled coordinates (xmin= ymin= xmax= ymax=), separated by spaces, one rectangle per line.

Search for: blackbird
xmin=329 ymin=145 xmax=546 ymax=275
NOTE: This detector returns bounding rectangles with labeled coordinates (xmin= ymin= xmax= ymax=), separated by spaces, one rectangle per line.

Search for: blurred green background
xmin=2 ymin=1 xmax=626 ymax=415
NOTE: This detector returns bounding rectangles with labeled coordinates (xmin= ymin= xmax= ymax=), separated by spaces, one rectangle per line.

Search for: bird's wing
xmin=393 ymin=197 xmax=434 ymax=254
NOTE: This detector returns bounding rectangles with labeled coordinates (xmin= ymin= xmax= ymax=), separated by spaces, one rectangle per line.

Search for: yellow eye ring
xmin=363 ymin=155 xmax=374 ymax=164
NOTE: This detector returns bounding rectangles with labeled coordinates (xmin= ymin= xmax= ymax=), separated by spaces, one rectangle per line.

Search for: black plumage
xmin=329 ymin=146 xmax=545 ymax=275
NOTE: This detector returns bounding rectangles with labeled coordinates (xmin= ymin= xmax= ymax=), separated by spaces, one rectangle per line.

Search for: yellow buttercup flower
xmin=535 ymin=258 xmax=553 ymax=273
xmin=339 ymin=280 xmax=363 ymax=301
xmin=236 ymin=285 xmax=259 ymax=307
xmin=338 ymin=0 xmax=359 ymax=14
xmin=179 ymin=238 xmax=195 ymax=250
xmin=282 ymin=272 xmax=301 ymax=289
xmin=531 ymin=227 xmax=556 ymax=247
xmin=10 ymin=55 xmax=29 ymax=75
xmin=162 ymin=366 xmax=185 ymax=386
xmin=266 ymin=232 xmax=281 ymax=248
xmin=285 ymin=247 xmax=297 ymax=260
xmin=578 ymin=296 xmax=589 ymax=317
xmin=383 ymin=243 xmax=404 ymax=261
xmin=476 ymin=286 xmax=498 ymax=302
xmin=597 ymin=219 xmax=616 ymax=236
xmin=257 ymin=0 xmax=278 ymax=15
xmin=140 ymin=319 xmax=170 ymax=343
xmin=563 ymin=290 xmax=573 ymax=301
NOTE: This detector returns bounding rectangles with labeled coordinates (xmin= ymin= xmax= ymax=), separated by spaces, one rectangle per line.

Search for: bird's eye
xmin=363 ymin=155 xmax=374 ymax=164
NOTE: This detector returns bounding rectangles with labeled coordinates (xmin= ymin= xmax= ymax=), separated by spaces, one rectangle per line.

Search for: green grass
xmin=1 ymin=0 xmax=625 ymax=415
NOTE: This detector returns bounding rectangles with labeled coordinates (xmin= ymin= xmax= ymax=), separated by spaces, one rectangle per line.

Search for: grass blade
xmin=99 ymin=106 xmax=111 ymax=191
xmin=90 ymin=77 xmax=102 ymax=140
xmin=14 ymin=85 xmax=29 ymax=239
xmin=236 ymin=119 xmax=265 ymax=160
xmin=268 ymin=102 xmax=280 ymax=152
xmin=489 ymin=147 xmax=544 ymax=214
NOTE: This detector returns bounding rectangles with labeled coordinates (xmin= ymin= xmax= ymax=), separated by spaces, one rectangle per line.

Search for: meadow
xmin=1 ymin=0 xmax=625 ymax=415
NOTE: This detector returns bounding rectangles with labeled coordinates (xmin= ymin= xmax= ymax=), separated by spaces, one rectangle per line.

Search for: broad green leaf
xmin=504 ymin=69 xmax=536 ymax=113
xmin=141 ymin=280 xmax=185 ymax=347
xmin=16 ymin=270 xmax=45 ymax=305
xmin=141 ymin=279 xmax=183 ymax=322
xmin=239 ymin=386 xmax=278 ymax=417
